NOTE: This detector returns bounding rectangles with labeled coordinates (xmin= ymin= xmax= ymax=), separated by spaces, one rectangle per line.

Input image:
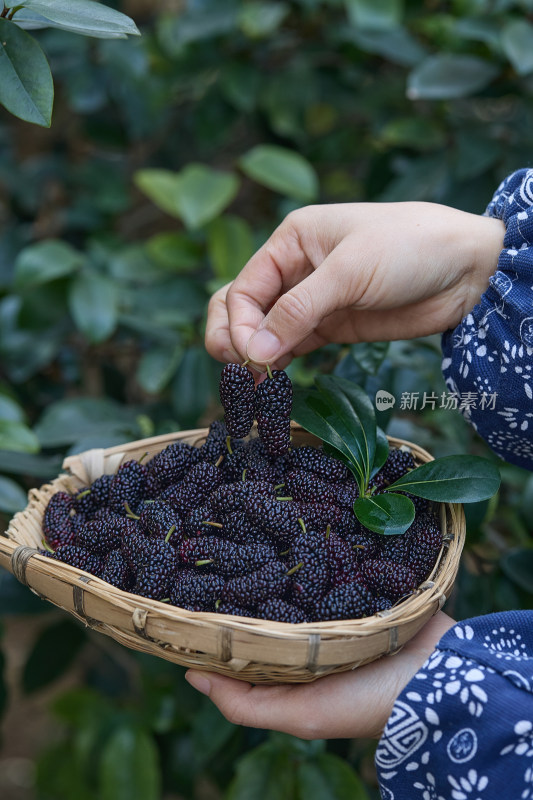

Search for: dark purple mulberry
xmin=407 ymin=512 xmax=442 ymax=581
xmin=216 ymin=603 xmax=255 ymax=618
xmin=183 ymin=504 xmax=221 ymax=537
xmin=220 ymin=560 xmax=290 ymax=608
xmin=255 ymin=369 xmax=292 ymax=456
xmin=109 ymin=460 xmax=148 ymax=515
xmin=219 ymin=363 xmax=255 ymax=439
xmin=133 ymin=540 xmax=179 ymax=601
xmin=379 ymin=448 xmax=416 ymax=485
xmin=146 ymin=442 xmax=199 ymax=496
xmin=50 ymin=544 xmax=104 ymax=577
xmin=73 ymin=474 xmax=113 ymax=514
xmin=178 ymin=536 xmax=276 ymax=577
xmin=362 ymin=559 xmax=418 ymax=602
xmin=289 ymin=446 xmax=350 ymax=483
xmin=197 ymin=420 xmax=228 ymax=464
xmin=162 ymin=462 xmax=223 ymax=515
xmin=76 ymin=519 xmax=121 ymax=556
xmin=102 ymin=549 xmax=133 ymax=591
xmin=285 ymin=471 xmax=359 ymax=508
xmin=290 ymin=554 xmax=330 ymax=612
xmin=43 ymin=492 xmax=75 ymax=550
xmin=210 ymin=480 xmax=275 ymax=514
xmin=312 ymin=580 xmax=375 ymax=621
xmin=170 ymin=572 xmax=225 ymax=612
xmin=139 ymin=501 xmax=183 ymax=547
xmin=256 ymin=599 xmax=307 ymax=623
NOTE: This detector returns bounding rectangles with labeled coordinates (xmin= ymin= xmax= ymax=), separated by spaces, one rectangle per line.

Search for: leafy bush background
xmin=1 ymin=0 xmax=533 ymax=798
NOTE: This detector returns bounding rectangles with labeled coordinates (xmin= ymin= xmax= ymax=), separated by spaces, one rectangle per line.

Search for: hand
xmin=185 ymin=611 xmax=455 ymax=739
xmin=205 ymin=202 xmax=504 ymax=369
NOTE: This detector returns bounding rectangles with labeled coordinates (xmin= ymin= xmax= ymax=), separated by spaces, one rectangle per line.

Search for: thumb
xmin=246 ymin=264 xmax=344 ymax=364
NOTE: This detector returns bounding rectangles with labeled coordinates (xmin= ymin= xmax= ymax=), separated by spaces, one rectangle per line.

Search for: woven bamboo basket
xmin=0 ymin=425 xmax=465 ymax=683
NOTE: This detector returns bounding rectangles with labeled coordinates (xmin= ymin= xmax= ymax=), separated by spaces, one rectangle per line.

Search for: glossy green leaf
xmin=145 ymin=232 xmax=202 ymax=272
xmin=240 ymin=145 xmax=319 ymax=202
xmin=22 ymin=620 xmax=86 ymax=693
xmin=0 ymin=450 xmax=62 ymax=478
xmin=0 ymin=18 xmax=53 ymax=127
xmin=350 ymin=341 xmax=389 ymax=375
xmin=136 ymin=345 xmax=182 ymax=395
xmin=0 ymin=475 xmax=27 ymax=513
xmin=315 ymin=375 xmax=377 ymax=480
xmin=407 ymin=55 xmax=499 ymax=100
xmin=501 ymin=549 xmax=533 ymax=594
xmin=99 ymin=727 xmax=161 ymax=800
xmin=14 ymin=240 xmax=82 ymax=288
xmin=353 ymin=492 xmax=415 ymax=535
xmin=345 ymin=0 xmax=402 ymax=31
xmin=297 ymin=752 xmax=370 ymax=800
xmin=175 ymin=164 xmax=240 ymax=230
xmin=134 ymin=169 xmax=181 ymax=217
xmin=501 ymin=20 xmax=533 ymax=76
xmin=388 ymin=455 xmax=501 ymax=502
xmin=68 ymin=270 xmax=118 ymax=343
xmin=239 ymin=2 xmax=289 ymax=38
xmin=207 ymin=215 xmax=254 ymax=281
xmin=34 ymin=397 xmax=139 ymax=447
xmin=11 ymin=0 xmax=140 ymax=39
xmin=227 ymin=743 xmax=296 ymax=800
xmin=0 ymin=420 xmax=39 ymax=453
xmin=372 ymin=427 xmax=390 ymax=475
xmin=0 ymin=393 xmax=25 ymax=423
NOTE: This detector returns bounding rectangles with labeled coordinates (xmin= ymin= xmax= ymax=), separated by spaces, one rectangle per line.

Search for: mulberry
xmin=256 ymin=598 xmax=307 ymax=623
xmin=109 ymin=460 xmax=147 ymax=515
xmin=312 ymin=580 xmax=375 ymax=621
xmin=219 ymin=363 xmax=255 ymax=439
xmin=197 ymin=420 xmax=228 ymax=464
xmin=76 ymin=519 xmax=121 ymax=556
xmin=289 ymin=446 xmax=350 ymax=483
xmin=407 ymin=512 xmax=442 ymax=581
xmin=43 ymin=492 xmax=75 ymax=550
xmin=50 ymin=544 xmax=104 ymax=577
xmin=255 ymin=369 xmax=292 ymax=456
xmin=139 ymin=501 xmax=183 ymax=546
xmin=133 ymin=540 xmax=179 ymax=601
xmin=362 ymin=559 xmax=418 ymax=602
xmin=146 ymin=442 xmax=198 ymax=496
xmin=170 ymin=572 xmax=224 ymax=612
xmin=102 ymin=549 xmax=133 ymax=591
xmin=220 ymin=560 xmax=289 ymax=608
xmin=178 ymin=536 xmax=276 ymax=577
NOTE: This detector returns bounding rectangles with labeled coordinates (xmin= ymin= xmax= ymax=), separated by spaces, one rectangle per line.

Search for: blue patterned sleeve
xmin=441 ymin=168 xmax=533 ymax=470
xmin=376 ymin=611 xmax=533 ymax=800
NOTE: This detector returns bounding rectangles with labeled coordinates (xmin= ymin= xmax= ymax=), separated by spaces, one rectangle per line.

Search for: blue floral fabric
xmin=441 ymin=167 xmax=533 ymax=470
xmin=376 ymin=611 xmax=533 ymax=800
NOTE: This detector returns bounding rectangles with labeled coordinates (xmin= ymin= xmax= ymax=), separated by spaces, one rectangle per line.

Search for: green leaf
xmin=387 ymin=455 xmax=501 ymax=502
xmin=501 ymin=20 xmax=533 ymax=76
xmin=14 ymin=240 xmax=82 ymax=288
xmin=12 ymin=0 xmax=140 ymax=39
xmin=407 ymin=55 xmax=499 ymax=100
xmin=372 ymin=427 xmax=390 ymax=476
xmin=500 ymin=549 xmax=533 ymax=594
xmin=175 ymin=164 xmax=240 ymax=230
xmin=136 ymin=345 xmax=182 ymax=395
xmin=238 ymin=1 xmax=289 ymax=38
xmin=68 ymin=271 xmax=118 ymax=343
xmin=207 ymin=215 xmax=254 ymax=281
xmin=191 ymin=700 xmax=236 ymax=767
xmin=297 ymin=752 xmax=370 ymax=800
xmin=99 ymin=727 xmax=161 ymax=800
xmin=240 ymin=145 xmax=319 ymax=202
xmin=145 ymin=232 xmax=202 ymax=272
xmin=315 ymin=375 xmax=377 ymax=480
xmin=34 ymin=397 xmax=140 ymax=447
xmin=0 ymin=420 xmax=39 ymax=453
xmin=171 ymin=347 xmax=217 ymax=427
xmin=0 ymin=393 xmax=25 ymax=423
xmin=22 ymin=620 xmax=86 ymax=693
xmin=227 ymin=743 xmax=296 ymax=800
xmin=0 ymin=450 xmax=62 ymax=478
xmin=0 ymin=18 xmax=53 ymax=127
xmin=134 ymin=169 xmax=181 ymax=217
xmin=350 ymin=341 xmax=389 ymax=375
xmin=345 ymin=0 xmax=402 ymax=32
xmin=353 ymin=492 xmax=415 ymax=535
xmin=0 ymin=475 xmax=27 ymax=513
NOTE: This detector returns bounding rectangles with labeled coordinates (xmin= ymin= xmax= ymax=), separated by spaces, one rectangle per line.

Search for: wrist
xmin=461 ymin=214 xmax=505 ymax=318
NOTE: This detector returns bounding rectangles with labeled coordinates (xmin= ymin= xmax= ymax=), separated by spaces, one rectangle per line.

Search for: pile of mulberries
xmin=39 ymin=365 xmax=443 ymax=624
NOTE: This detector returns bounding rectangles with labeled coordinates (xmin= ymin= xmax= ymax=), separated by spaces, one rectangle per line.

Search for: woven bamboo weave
xmin=0 ymin=426 xmax=465 ymax=683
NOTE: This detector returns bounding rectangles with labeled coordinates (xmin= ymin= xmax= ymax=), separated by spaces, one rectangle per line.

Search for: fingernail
xmin=222 ymin=348 xmax=240 ymax=364
xmin=247 ymin=329 xmax=281 ymax=363
xmin=185 ymin=671 xmax=211 ymax=696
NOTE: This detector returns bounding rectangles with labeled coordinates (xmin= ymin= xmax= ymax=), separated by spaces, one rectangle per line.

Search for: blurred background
xmin=1 ymin=0 xmax=533 ymax=797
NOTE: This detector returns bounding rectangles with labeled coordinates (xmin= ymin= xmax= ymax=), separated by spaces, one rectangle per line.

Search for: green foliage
xmin=0 ymin=0 xmax=139 ymax=125
xmin=0 ymin=0 xmax=532 ymax=797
